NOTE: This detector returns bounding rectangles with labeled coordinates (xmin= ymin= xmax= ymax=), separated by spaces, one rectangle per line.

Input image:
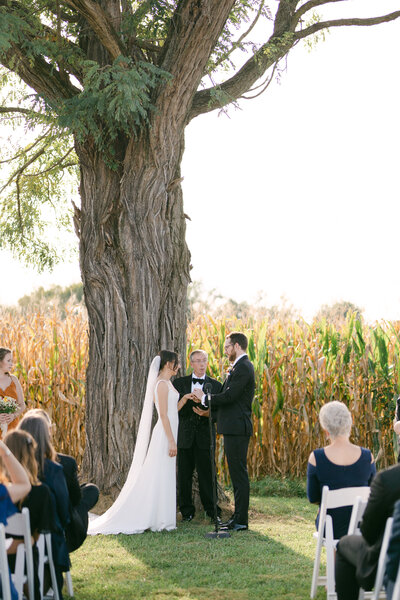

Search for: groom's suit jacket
xmin=210 ymin=355 xmax=254 ymax=437
xmin=173 ymin=374 xmax=222 ymax=449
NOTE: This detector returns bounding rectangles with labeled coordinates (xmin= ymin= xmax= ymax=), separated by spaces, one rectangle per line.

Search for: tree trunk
xmin=77 ymin=129 xmax=191 ymax=492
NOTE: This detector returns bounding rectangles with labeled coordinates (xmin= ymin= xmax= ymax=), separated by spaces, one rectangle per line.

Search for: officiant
xmin=174 ymin=349 xmax=222 ymax=521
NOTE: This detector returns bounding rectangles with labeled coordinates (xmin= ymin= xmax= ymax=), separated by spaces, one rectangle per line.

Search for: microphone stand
xmin=204 ymin=383 xmax=230 ymax=539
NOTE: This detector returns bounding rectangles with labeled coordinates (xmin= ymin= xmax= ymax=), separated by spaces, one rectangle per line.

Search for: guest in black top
xmin=5 ymin=429 xmax=55 ymax=599
xmin=18 ymin=414 xmax=70 ymax=599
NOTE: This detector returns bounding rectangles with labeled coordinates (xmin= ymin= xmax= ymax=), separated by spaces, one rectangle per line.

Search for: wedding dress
xmin=88 ymin=357 xmax=179 ymax=535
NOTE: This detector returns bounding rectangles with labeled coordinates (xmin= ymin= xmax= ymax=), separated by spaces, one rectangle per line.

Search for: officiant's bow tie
xmin=192 ymin=378 xmax=205 ymax=384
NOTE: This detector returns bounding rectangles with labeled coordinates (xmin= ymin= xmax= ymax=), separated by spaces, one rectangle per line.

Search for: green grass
xmin=70 ymin=492 xmax=327 ymax=600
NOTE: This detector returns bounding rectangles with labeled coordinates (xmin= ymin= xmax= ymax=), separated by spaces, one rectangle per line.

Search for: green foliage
xmin=17 ymin=283 xmax=83 ymax=317
xmin=206 ymin=0 xmax=272 ymax=73
xmin=0 ymin=95 xmax=77 ymax=271
xmin=303 ymin=11 xmax=327 ymax=51
xmin=56 ymin=56 xmax=172 ymax=149
xmin=123 ymin=1 xmax=173 ymax=42
xmin=315 ymin=300 xmax=363 ymax=324
xmin=250 ymin=475 xmax=307 ymax=498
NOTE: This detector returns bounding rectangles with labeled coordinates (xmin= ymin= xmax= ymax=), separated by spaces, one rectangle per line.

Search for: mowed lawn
xmin=70 ymin=490 xmax=328 ymax=600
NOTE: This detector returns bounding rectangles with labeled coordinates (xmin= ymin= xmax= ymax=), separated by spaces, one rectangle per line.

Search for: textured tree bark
xmin=77 ymin=130 xmax=190 ymax=491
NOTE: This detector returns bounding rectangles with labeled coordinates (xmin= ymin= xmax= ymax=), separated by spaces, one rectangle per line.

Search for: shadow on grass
xmin=73 ymin=498 xmax=326 ymax=600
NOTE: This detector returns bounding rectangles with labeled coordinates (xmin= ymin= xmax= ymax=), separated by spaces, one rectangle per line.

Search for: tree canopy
xmin=1 ymin=0 xmax=399 ymax=269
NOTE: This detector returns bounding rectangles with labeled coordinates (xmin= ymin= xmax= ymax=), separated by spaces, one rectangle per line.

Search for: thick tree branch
xmin=294 ymin=10 xmax=400 ymax=40
xmin=189 ymin=6 xmax=400 ymax=120
xmin=1 ymin=44 xmax=80 ymax=102
xmin=155 ymin=0 xmax=236 ymax=125
xmin=188 ymin=34 xmax=292 ymax=121
xmin=63 ymin=0 xmax=126 ymax=60
xmin=0 ymin=107 xmax=33 ymax=116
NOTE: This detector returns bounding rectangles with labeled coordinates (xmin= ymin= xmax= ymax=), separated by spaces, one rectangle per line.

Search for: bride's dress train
xmin=88 ymin=373 xmax=178 ymax=535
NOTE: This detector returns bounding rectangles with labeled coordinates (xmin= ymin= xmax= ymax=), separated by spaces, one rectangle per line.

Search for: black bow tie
xmin=192 ymin=378 xmax=205 ymax=385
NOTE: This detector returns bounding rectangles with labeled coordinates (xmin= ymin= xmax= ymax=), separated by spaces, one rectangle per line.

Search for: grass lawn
xmin=71 ymin=491 xmax=327 ymax=600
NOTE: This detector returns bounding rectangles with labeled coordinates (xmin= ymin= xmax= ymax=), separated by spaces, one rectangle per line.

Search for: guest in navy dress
xmin=0 ymin=438 xmax=31 ymax=600
xmin=307 ymin=401 xmax=376 ymax=539
xmin=18 ymin=415 xmax=70 ymax=599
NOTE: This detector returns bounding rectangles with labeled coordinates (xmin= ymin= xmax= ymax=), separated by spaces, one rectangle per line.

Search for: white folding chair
xmin=311 ymin=485 xmax=371 ymax=600
xmin=359 ymin=517 xmax=394 ymax=600
xmin=64 ymin=570 xmax=73 ymax=597
xmin=37 ymin=533 xmax=60 ymax=600
xmin=0 ymin=523 xmax=12 ymax=600
xmin=5 ymin=508 xmax=35 ymax=600
xmin=391 ymin=560 xmax=400 ymax=600
xmin=348 ymin=496 xmax=369 ymax=536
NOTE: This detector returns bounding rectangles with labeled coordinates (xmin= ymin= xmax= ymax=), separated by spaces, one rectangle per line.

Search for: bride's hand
xmin=168 ymin=440 xmax=177 ymax=457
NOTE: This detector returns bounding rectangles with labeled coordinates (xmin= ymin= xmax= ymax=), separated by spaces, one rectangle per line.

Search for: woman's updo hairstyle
xmin=159 ymin=350 xmax=179 ymax=371
xmin=319 ymin=400 xmax=352 ymax=439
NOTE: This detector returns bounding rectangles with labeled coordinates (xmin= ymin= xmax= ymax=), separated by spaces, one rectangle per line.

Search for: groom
xmin=193 ymin=332 xmax=254 ymax=531
xmin=174 ymin=349 xmax=222 ymax=521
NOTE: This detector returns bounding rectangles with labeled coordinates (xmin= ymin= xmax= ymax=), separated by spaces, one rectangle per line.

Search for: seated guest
xmin=384 ymin=499 xmax=400 ymax=600
xmin=0 ymin=438 xmax=31 ymax=600
xmin=336 ymin=463 xmax=400 ymax=600
xmin=18 ymin=414 xmax=70 ymax=599
xmin=307 ymin=400 xmax=375 ymax=539
xmin=24 ymin=409 xmax=99 ymax=551
xmin=5 ymin=430 xmax=55 ymax=599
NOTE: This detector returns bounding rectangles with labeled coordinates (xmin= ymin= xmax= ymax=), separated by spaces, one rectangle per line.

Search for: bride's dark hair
xmin=159 ymin=350 xmax=179 ymax=370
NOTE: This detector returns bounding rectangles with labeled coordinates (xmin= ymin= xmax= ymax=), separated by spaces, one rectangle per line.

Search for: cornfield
xmin=1 ymin=308 xmax=399 ymax=479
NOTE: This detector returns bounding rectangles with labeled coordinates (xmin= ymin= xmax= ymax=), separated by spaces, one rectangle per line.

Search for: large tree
xmin=0 ymin=0 xmax=399 ymax=492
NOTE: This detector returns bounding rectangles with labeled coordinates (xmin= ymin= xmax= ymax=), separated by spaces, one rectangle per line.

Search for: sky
xmin=1 ymin=0 xmax=400 ymax=322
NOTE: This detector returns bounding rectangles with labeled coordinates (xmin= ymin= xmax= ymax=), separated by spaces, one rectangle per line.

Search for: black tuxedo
xmin=335 ymin=463 xmax=400 ymax=599
xmin=174 ymin=374 xmax=222 ymax=519
xmin=209 ymin=354 xmax=255 ymax=525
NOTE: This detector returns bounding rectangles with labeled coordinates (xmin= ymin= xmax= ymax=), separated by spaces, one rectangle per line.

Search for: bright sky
xmin=1 ymin=1 xmax=399 ymax=322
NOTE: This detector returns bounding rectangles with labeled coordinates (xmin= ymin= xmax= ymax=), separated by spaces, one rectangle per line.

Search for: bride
xmin=88 ymin=350 xmax=180 ymax=535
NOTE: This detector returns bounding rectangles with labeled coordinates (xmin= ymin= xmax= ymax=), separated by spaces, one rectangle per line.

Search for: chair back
xmin=391 ymin=561 xmax=400 ymax=600
xmin=371 ymin=516 xmax=394 ymax=600
xmin=0 ymin=523 xmax=12 ymax=600
xmin=311 ymin=485 xmax=371 ymax=600
xmin=37 ymin=533 xmax=61 ymax=600
xmin=323 ymin=486 xmax=371 ymax=511
xmin=4 ymin=508 xmax=35 ymax=600
xmin=347 ymin=494 xmax=370 ymax=535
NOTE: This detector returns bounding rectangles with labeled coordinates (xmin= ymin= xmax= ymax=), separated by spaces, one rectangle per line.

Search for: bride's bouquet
xmin=0 ymin=396 xmax=19 ymax=436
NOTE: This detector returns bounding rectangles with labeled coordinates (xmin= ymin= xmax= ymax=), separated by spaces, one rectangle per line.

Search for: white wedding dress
xmin=88 ymin=373 xmax=178 ymax=535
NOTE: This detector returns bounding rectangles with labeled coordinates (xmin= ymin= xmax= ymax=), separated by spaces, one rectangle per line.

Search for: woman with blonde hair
xmin=307 ymin=400 xmax=376 ymax=538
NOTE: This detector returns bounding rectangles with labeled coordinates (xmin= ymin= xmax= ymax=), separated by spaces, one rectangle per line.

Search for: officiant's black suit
xmin=210 ymin=355 xmax=254 ymax=526
xmin=174 ymin=374 xmax=222 ymax=519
